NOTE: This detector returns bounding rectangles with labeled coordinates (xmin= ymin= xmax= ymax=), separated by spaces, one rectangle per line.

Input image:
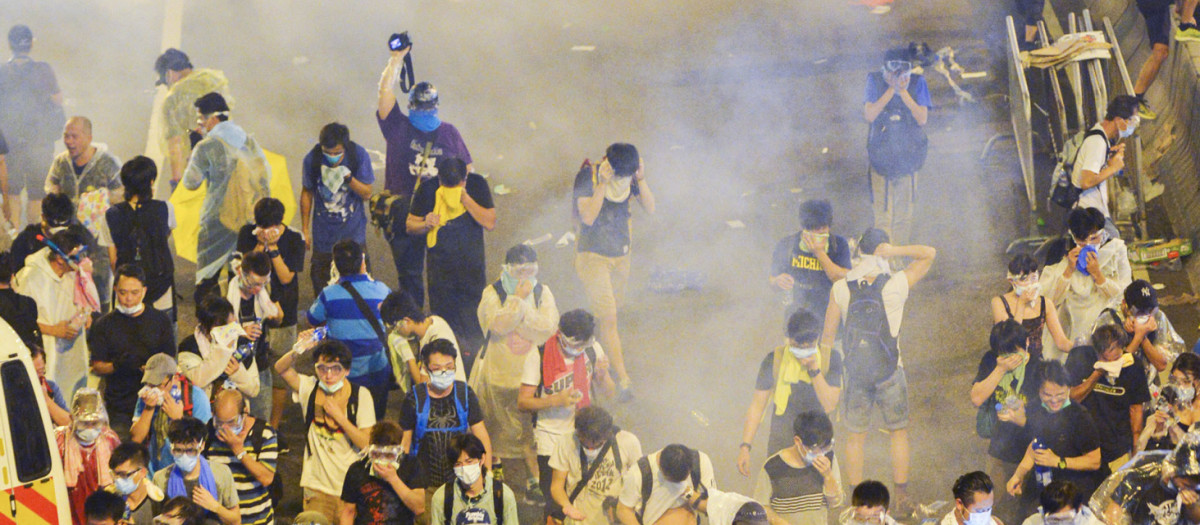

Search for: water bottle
xmin=1032 ymin=439 xmax=1053 ymax=486
xmin=311 ymin=326 xmax=329 ymax=342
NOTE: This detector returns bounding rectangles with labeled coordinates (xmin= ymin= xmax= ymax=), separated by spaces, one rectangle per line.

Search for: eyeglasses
xmin=113 ymin=467 xmax=143 ymax=479
xmin=369 ymin=446 xmax=403 ymax=463
xmin=851 ymin=511 xmax=885 ymax=525
xmin=427 ymin=364 xmax=456 ymax=374
xmin=1043 ymin=510 xmax=1077 ymax=525
xmin=315 ymin=364 xmax=345 ymax=376
xmin=1073 ymin=230 xmax=1106 ymax=246
xmin=884 ymin=60 xmax=912 ymax=73
xmin=503 ymin=263 xmax=539 ymax=280
xmin=804 ymin=439 xmax=836 ymax=456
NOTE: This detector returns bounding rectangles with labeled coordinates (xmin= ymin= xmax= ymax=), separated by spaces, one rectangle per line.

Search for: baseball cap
xmin=1124 ymin=279 xmax=1157 ymax=314
xmin=8 ymin=25 xmax=32 ymax=53
xmin=154 ymin=48 xmax=193 ymax=86
xmin=142 ymin=354 xmax=178 ymax=385
xmin=456 ymin=508 xmax=492 ymax=525
xmin=733 ymin=502 xmax=770 ymax=525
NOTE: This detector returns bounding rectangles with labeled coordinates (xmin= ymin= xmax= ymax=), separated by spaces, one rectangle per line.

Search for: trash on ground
xmin=524 ymin=233 xmax=553 ymax=246
xmin=726 ymin=220 xmax=745 ymax=229
xmin=556 ymin=231 xmax=576 ymax=248
xmin=494 ymin=184 xmax=512 ymax=195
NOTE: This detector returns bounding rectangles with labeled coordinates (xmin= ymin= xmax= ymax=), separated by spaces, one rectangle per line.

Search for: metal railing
xmin=1005 ymin=15 xmax=1038 ymax=232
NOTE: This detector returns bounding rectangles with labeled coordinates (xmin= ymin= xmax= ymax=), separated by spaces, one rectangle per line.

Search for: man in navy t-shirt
xmin=770 ymin=199 xmax=851 ymax=321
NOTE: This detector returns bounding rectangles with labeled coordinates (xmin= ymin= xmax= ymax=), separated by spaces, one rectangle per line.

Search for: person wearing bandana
xmin=57 ymin=388 xmax=122 ymax=525
xmin=940 ymin=472 xmax=1002 ymax=525
xmin=89 ymin=264 xmax=176 ymax=440
xmin=377 ymin=45 xmax=473 ymax=306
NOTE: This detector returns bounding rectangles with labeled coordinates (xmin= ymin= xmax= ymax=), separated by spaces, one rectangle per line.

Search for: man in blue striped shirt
xmin=308 ymin=239 xmax=394 ymax=417
xmin=205 ymin=389 xmax=278 ymax=525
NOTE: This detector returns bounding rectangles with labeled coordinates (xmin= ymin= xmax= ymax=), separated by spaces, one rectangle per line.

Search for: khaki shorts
xmin=574 ymin=251 xmax=631 ymax=319
xmin=303 ymin=487 xmax=343 ymax=523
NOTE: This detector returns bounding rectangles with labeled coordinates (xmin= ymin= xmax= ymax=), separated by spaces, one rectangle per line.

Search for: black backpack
xmin=866 ymin=72 xmax=928 ymax=179
xmin=304 ymin=382 xmax=361 ymax=458
xmin=246 ymin=421 xmax=283 ymax=509
xmin=441 ymin=476 xmax=506 ymax=525
xmin=110 ymin=201 xmax=174 ymax=303
xmin=841 ymin=274 xmax=900 ymax=387
xmin=636 ymin=449 xmax=702 ymax=525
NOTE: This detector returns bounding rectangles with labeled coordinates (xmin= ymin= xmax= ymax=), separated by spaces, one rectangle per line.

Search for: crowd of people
xmin=1 ymin=7 xmax=1199 ymax=525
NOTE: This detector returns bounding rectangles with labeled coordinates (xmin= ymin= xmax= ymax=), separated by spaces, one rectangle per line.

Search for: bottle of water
xmin=1032 ymin=439 xmax=1053 ymax=486
xmin=312 ymin=326 xmax=329 ymax=342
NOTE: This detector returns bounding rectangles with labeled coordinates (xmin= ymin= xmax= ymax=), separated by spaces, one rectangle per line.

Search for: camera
xmin=388 ymin=32 xmax=412 ymax=52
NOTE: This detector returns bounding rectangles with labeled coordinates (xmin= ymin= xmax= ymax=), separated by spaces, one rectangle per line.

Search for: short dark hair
xmin=799 ymin=199 xmax=833 ymax=230
xmin=48 ymin=230 xmax=81 ymax=262
xmin=253 ymin=197 xmax=285 ymax=228
xmin=0 ymin=252 xmax=13 ymax=284
xmin=196 ymin=296 xmax=234 ymax=336
xmin=381 ymin=291 xmax=425 ymax=325
xmin=241 ymin=250 xmax=272 ymax=277
xmin=989 ymin=320 xmax=1028 ymax=355
xmin=859 ymin=228 xmax=890 ymax=256
xmin=167 ymin=417 xmax=207 ymax=445
xmin=28 ymin=342 xmax=45 ymax=362
xmin=786 ymin=309 xmax=822 ymax=345
xmin=659 ymin=444 xmax=694 ymax=483
xmin=1007 ymin=253 xmax=1038 ymax=276
xmin=313 ymin=340 xmax=353 ymax=369
xmin=447 ymin=432 xmax=487 ymax=464
xmin=436 ymin=157 xmax=468 ymax=187
xmin=160 ymin=496 xmax=204 ymax=525
xmin=1124 ymin=279 xmax=1158 ymax=314
xmin=559 ymin=309 xmax=595 ymax=341
xmin=370 ymin=420 xmax=404 ymax=447
xmin=952 ymin=471 xmax=994 ymax=505
xmin=505 ymin=244 xmax=538 ymax=265
xmin=575 ymin=406 xmax=615 ymax=443
xmin=606 ymin=143 xmax=640 ymax=176
xmin=852 ymin=480 xmax=890 ymax=508
xmin=420 ymin=338 xmax=458 ymax=366
xmin=110 ymin=441 xmax=149 ymax=470
xmin=793 ymin=410 xmax=833 ymax=447
xmin=43 ymin=193 xmax=75 ymax=226
xmin=1040 ymin=361 xmax=1071 ymax=389
xmin=332 ymin=239 xmax=364 ymax=277
xmin=120 ymin=156 xmax=158 ymax=202
xmin=319 ymin=122 xmax=351 ymax=150
xmin=1105 ymin=95 xmax=1139 ymax=121
xmin=1042 ymin=237 xmax=1072 ymax=267
xmin=84 ymin=490 xmax=127 ymax=522
xmin=115 ymin=264 xmax=147 ymax=286
xmin=1066 ymin=208 xmax=1105 ymax=240
xmin=1173 ymin=353 xmax=1200 ymax=381
xmin=1091 ymin=324 xmax=1128 ymax=355
xmin=1040 ymin=480 xmax=1083 ymax=514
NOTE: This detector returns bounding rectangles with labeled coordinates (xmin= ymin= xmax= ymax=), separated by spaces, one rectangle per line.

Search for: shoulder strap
xmin=638 ymin=456 xmax=652 ymax=520
xmin=570 ymin=437 xmax=615 ymax=503
xmin=533 ymin=283 xmax=544 ymax=308
xmin=179 ymin=375 xmax=194 ymax=416
xmin=348 ymin=384 xmax=360 ymax=426
xmin=999 ymin=296 xmax=1014 ymax=319
xmin=612 ymin=431 xmax=624 ymax=472
xmin=340 ymin=282 xmax=388 ymax=347
xmin=455 ymin=382 xmax=470 ymax=428
xmin=493 ymin=476 xmax=505 ymax=525
xmin=1073 ymin=129 xmax=1109 ymax=165
xmin=1105 ymin=308 xmax=1123 ymax=327
xmin=492 ymin=281 xmax=507 ymax=303
xmin=688 ymin=448 xmax=701 ymax=488
xmin=305 ymin=383 xmax=318 ymax=427
xmin=248 ymin=420 xmax=266 ymax=456
xmin=443 ymin=480 xmax=456 ymax=525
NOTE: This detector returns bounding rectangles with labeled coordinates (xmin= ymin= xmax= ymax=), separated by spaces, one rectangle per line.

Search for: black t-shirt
xmin=341 ymin=456 xmax=419 ymax=525
xmin=236 ymin=226 xmax=306 ymax=327
xmin=1066 ymin=346 xmax=1152 ymax=462
xmin=973 ymin=351 xmax=1044 ymax=463
xmin=1109 ymin=464 xmax=1184 ymax=525
xmin=399 ymin=384 xmax=484 ymax=488
xmin=755 ymin=350 xmax=843 ymax=454
xmin=769 ymin=233 xmax=852 ymax=317
xmin=409 ymin=174 xmax=493 ymax=289
xmin=0 ymin=288 xmax=40 ymax=348
xmin=1025 ymin=402 xmax=1105 ymax=496
xmin=573 ymin=165 xmax=640 ymax=258
xmin=761 ymin=451 xmax=834 ymax=514
xmin=87 ymin=308 xmax=175 ymax=415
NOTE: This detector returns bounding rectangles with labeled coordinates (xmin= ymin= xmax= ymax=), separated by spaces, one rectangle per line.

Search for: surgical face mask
xmin=1041 ymin=398 xmax=1071 ymax=413
xmin=560 ymin=334 xmax=591 ymax=358
xmin=1119 ymin=116 xmax=1139 ymax=139
xmin=1043 ymin=509 xmax=1077 ymax=525
xmin=75 ymin=427 xmax=101 ymax=445
xmin=583 ymin=446 xmax=602 ymax=462
xmin=799 ymin=440 xmax=834 ymax=466
xmin=114 ymin=474 xmax=140 ymax=496
xmin=116 ymin=302 xmax=145 ymax=316
xmin=430 ymin=369 xmax=455 ymax=390
xmin=174 ymin=453 xmax=199 ymax=473
xmin=323 ymin=151 xmax=344 ymax=165
xmin=454 ymin=462 xmax=482 ymax=485
xmin=789 ymin=344 xmax=819 ymax=361
xmin=963 ymin=507 xmax=992 ymax=525
xmin=319 ymin=379 xmax=345 ymax=394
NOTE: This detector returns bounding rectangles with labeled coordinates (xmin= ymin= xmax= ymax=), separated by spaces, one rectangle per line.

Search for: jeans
xmin=389 ymin=233 xmax=426 ymax=303
xmin=870 ymin=168 xmax=916 ymax=246
xmin=427 ymin=282 xmax=484 ymax=374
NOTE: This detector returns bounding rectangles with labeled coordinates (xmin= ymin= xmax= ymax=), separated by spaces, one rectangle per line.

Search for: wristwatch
xmin=236 ymin=450 xmax=247 ymax=461
xmin=266 ymin=249 xmax=281 ymax=258
xmin=807 ymin=367 xmax=822 ymax=376
xmin=1057 ymin=457 xmax=1066 ymax=469
xmin=739 ymin=442 xmax=752 ymax=451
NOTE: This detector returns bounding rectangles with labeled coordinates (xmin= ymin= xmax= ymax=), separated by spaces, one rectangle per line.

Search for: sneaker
xmin=1177 ymin=23 xmax=1200 ymax=42
xmin=1137 ymin=98 xmax=1158 ymax=121
xmin=523 ymin=479 xmax=544 ymax=505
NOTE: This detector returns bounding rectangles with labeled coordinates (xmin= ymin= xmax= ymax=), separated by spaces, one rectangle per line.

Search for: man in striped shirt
xmin=752 ymin=410 xmax=842 ymax=525
xmin=205 ymin=389 xmax=279 ymax=525
xmin=308 ymin=239 xmax=394 ymax=417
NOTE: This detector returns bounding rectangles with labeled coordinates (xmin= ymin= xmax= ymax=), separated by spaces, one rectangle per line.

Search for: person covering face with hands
xmin=752 ymin=410 xmax=842 ymax=525
xmin=151 ymin=417 xmax=240 ymax=525
xmin=105 ymin=442 xmax=166 ymax=525
xmin=992 ymin=254 xmax=1072 ymax=361
xmin=58 ymin=388 xmax=122 ymax=525
xmin=1041 ymin=207 xmax=1131 ymax=349
xmin=130 ymin=353 xmax=214 ymax=474
xmin=769 ymin=199 xmax=851 ymax=321
xmin=1091 ymin=279 xmax=1185 ymax=383
xmin=340 ymin=420 xmax=426 ymax=525
xmin=204 ymin=389 xmax=278 ymax=525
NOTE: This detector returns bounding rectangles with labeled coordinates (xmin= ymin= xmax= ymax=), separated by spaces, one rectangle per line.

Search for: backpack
xmin=304 ymin=382 xmax=361 ymax=457
xmin=477 ymin=280 xmax=544 ymax=363
xmin=212 ymin=135 xmax=271 ymax=232
xmin=368 ymin=192 xmax=410 ymax=241
xmin=410 ymin=381 xmax=471 ymax=457
xmin=841 ymin=274 xmax=899 ymax=388
xmin=866 ymin=73 xmax=928 ymax=179
xmin=1049 ymin=128 xmax=1109 ymax=209
xmin=441 ymin=475 xmax=505 ymax=525
xmin=635 ymin=449 xmax=702 ymax=525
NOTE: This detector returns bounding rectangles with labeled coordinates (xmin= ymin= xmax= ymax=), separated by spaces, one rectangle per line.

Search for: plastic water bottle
xmin=1032 ymin=439 xmax=1053 ymax=486
xmin=311 ymin=326 xmax=329 ymax=342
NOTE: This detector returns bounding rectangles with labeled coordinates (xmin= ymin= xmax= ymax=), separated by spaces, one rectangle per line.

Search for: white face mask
xmin=454 ymin=463 xmax=482 ymax=485
xmin=116 ymin=302 xmax=145 ymax=316
xmin=964 ymin=508 xmax=992 ymax=525
xmin=583 ymin=446 xmax=602 ymax=462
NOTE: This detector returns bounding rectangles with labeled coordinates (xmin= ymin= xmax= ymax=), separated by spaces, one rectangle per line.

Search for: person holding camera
xmin=377 ymin=41 xmax=473 ymax=306
xmin=863 ymin=49 xmax=930 ymax=246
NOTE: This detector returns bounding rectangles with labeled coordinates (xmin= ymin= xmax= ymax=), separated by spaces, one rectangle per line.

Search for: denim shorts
xmin=842 ymin=367 xmax=910 ymax=433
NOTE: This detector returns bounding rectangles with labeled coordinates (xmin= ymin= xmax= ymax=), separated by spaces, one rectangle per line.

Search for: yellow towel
xmin=427 ymin=186 xmax=466 ymax=248
xmin=773 ymin=350 xmax=812 ymax=416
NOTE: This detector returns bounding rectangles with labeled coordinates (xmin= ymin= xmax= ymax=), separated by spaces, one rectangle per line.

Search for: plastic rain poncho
xmin=1090 ymin=431 xmax=1200 ymax=525
xmin=1092 ymin=304 xmax=1186 ymax=391
xmin=1041 ymin=237 xmax=1132 ymax=355
xmin=14 ymin=247 xmax=97 ymax=397
xmin=158 ymin=69 xmax=231 ymax=182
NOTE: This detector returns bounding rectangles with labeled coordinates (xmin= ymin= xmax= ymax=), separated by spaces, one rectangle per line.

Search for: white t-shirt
xmin=1070 ymin=124 xmax=1112 ymax=217
xmin=940 ymin=511 xmax=1002 ymax=525
xmin=297 ymin=375 xmax=376 ymax=496
xmin=830 ymin=271 xmax=911 ymax=338
xmin=618 ymin=449 xmax=716 ymax=525
xmin=521 ymin=342 xmax=608 ymax=455
xmin=550 ymin=430 xmax=643 ymax=525
xmin=419 ymin=316 xmax=467 ymax=382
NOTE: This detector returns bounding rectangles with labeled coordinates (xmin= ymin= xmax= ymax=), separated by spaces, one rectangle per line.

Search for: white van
xmin=0 ymin=318 xmax=70 ymax=523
